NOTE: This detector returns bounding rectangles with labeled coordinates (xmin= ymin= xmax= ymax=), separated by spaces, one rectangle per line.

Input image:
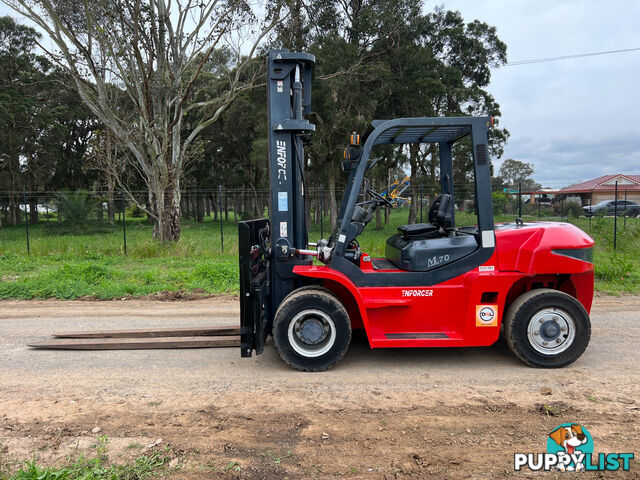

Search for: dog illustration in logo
xmin=549 ymin=424 xmax=588 ymax=471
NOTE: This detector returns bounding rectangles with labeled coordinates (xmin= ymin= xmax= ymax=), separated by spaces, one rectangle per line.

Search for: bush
xmin=492 ymin=192 xmax=507 ymax=215
xmin=555 ymin=201 xmax=583 ymax=218
xmin=595 ymin=253 xmax=636 ymax=283
xmin=126 ymin=204 xmax=146 ymax=218
xmin=55 ymin=191 xmax=97 ymax=231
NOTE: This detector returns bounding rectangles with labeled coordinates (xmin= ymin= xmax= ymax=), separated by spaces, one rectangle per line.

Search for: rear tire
xmin=503 ymin=289 xmax=590 ymax=368
xmin=273 ymin=287 xmax=351 ymax=371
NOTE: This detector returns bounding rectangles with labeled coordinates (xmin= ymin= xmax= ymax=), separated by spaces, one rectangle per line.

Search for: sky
xmin=2 ymin=1 xmax=639 ymax=189
xmin=440 ymin=0 xmax=640 ymax=188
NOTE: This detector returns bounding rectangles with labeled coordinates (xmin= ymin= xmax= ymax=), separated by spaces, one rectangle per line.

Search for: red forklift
xmin=239 ymin=51 xmax=594 ymax=371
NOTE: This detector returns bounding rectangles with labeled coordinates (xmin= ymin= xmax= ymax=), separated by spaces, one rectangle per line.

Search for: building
xmin=555 ymin=174 xmax=640 ymax=206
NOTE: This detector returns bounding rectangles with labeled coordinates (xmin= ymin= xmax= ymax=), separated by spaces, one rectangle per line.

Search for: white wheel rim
xmin=527 ymin=307 xmax=576 ymax=355
xmin=287 ymin=309 xmax=336 ymax=358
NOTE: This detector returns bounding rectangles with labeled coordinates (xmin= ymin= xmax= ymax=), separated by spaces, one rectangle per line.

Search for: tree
xmin=0 ymin=16 xmax=46 ymax=226
xmin=2 ymin=0 xmax=284 ymax=241
xmin=499 ymin=158 xmax=541 ymax=191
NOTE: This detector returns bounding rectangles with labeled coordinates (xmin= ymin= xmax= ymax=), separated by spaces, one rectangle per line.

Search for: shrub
xmin=555 ymin=201 xmax=583 ymax=218
xmin=126 ymin=204 xmax=146 ymax=218
xmin=55 ymin=191 xmax=97 ymax=231
xmin=492 ymin=192 xmax=507 ymax=215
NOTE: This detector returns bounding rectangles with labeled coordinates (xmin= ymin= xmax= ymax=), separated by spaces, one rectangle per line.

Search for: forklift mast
xmin=266 ymin=50 xmax=315 ymax=311
xmin=239 ymin=50 xmax=315 ymax=357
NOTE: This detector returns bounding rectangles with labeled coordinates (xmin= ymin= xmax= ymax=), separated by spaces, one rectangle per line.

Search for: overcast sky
xmin=441 ymin=0 xmax=640 ymax=188
xmin=2 ymin=1 xmax=639 ymax=188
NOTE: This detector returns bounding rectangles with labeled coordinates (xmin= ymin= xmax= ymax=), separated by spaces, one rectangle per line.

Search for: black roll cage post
xmin=330 ymin=116 xmax=497 ymax=287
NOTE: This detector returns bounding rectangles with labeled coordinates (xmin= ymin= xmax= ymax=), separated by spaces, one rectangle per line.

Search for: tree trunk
xmin=304 ymin=181 xmax=311 ymax=230
xmin=106 ymin=183 xmax=115 ymax=226
xmin=234 ymin=194 xmax=240 ymax=224
xmin=29 ymin=196 xmax=38 ymax=224
xmin=9 ymin=194 xmax=18 ymax=226
xmin=328 ymin=165 xmax=338 ymax=230
xmin=196 ymin=190 xmax=204 ymax=223
xmin=375 ymin=208 xmax=382 ymax=230
xmin=183 ymin=191 xmax=190 ymax=219
xmin=151 ymin=185 xmax=181 ymax=242
xmin=97 ymin=199 xmax=104 ymax=222
xmin=313 ymin=191 xmax=319 ymax=223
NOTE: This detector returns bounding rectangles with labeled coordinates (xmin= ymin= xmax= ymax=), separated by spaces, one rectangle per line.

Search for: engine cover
xmin=385 ymin=234 xmax=478 ymax=271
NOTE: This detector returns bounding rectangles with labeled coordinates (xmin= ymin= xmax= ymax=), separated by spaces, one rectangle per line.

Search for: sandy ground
xmin=1 ymin=295 xmax=640 ymax=479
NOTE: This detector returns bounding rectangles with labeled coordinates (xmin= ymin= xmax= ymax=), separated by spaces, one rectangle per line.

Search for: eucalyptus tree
xmin=2 ymin=0 xmax=285 ymax=240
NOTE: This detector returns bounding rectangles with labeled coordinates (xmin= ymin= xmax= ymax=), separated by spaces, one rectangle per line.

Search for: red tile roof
xmin=560 ymin=174 xmax=640 ymax=193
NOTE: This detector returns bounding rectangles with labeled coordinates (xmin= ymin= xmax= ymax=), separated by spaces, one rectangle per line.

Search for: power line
xmin=502 ymin=47 xmax=640 ymax=67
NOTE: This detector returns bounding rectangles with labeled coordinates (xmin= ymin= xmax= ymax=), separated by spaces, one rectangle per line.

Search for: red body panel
xmin=293 ymin=222 xmax=595 ymax=349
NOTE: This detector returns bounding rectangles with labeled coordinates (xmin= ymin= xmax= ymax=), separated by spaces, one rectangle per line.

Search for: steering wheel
xmin=366 ymin=189 xmax=393 ymax=208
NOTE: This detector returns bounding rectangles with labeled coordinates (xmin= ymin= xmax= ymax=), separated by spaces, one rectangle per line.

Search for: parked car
xmin=583 ymin=199 xmax=640 ymax=217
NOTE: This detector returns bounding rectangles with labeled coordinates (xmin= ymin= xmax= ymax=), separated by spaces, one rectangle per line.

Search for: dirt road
xmin=1 ymin=296 xmax=639 ymax=478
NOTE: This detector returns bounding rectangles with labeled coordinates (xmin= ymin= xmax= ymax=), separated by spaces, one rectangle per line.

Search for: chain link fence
xmin=0 ymin=186 xmax=638 ymax=258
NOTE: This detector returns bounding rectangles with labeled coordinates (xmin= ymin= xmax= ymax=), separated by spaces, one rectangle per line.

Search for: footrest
xmin=385 ymin=332 xmax=449 ymax=340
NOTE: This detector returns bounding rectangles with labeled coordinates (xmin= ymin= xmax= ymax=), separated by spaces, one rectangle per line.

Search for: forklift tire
xmin=503 ymin=288 xmax=590 ymax=368
xmin=273 ymin=287 xmax=351 ymax=372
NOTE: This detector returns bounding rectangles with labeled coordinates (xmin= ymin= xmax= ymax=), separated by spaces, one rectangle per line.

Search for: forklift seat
xmin=396 ymin=194 xmax=453 ymax=239
xmin=386 ymin=194 xmax=477 ymax=271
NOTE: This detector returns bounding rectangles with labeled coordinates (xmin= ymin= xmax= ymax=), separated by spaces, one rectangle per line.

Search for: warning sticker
xmin=476 ymin=304 xmax=498 ymax=327
xmin=279 ymin=221 xmax=287 ymax=237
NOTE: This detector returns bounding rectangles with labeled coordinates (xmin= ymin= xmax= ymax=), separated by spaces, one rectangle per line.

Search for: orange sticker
xmin=476 ymin=305 xmax=498 ymax=327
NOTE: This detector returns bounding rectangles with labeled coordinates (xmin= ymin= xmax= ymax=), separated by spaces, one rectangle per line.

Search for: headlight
xmin=552 ymin=247 xmax=593 ymax=263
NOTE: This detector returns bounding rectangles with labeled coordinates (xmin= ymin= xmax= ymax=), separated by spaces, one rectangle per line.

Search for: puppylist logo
xmin=514 ymin=423 xmax=634 ymax=472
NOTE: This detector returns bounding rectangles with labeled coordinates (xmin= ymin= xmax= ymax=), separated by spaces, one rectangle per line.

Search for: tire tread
xmin=503 ymin=288 xmax=591 ymax=368
xmin=273 ymin=287 xmax=351 ymax=372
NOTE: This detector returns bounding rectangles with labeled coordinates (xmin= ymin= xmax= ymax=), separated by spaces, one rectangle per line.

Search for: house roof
xmin=560 ymin=174 xmax=640 ymax=193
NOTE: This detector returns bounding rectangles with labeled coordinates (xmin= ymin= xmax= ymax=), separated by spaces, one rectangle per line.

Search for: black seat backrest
xmin=428 ymin=193 xmax=453 ymax=229
xmin=428 ymin=194 xmax=443 ymax=225
xmin=437 ymin=193 xmax=453 ymax=229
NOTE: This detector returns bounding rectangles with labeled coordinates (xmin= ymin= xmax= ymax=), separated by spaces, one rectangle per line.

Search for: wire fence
xmin=0 ymin=185 xmax=638 ymax=258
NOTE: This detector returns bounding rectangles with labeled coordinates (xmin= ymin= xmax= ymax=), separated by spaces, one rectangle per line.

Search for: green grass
xmin=0 ymin=210 xmax=638 ymax=299
xmin=0 ymin=437 xmax=169 ymax=480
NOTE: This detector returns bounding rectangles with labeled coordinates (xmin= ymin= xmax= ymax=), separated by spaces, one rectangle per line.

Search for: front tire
xmin=273 ymin=287 xmax=351 ymax=371
xmin=503 ymin=289 xmax=591 ymax=368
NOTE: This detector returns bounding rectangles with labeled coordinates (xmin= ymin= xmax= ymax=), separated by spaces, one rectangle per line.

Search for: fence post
xmin=23 ymin=187 xmax=30 ymax=255
xmin=121 ymin=190 xmax=127 ymax=255
xmin=518 ymin=182 xmax=522 ymax=218
xmin=613 ymin=181 xmax=618 ymax=250
xmin=624 ymin=189 xmax=627 ymax=229
xmin=538 ymin=194 xmax=541 ymax=217
xmin=589 ymin=191 xmax=592 ymax=227
xmin=218 ymin=185 xmax=224 ymax=251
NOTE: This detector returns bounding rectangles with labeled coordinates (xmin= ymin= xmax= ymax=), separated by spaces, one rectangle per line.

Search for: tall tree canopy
xmin=1 ymin=0 xmax=511 ymax=235
xmin=2 ymin=0 xmax=284 ymax=240
xmin=499 ymin=158 xmax=541 ymax=191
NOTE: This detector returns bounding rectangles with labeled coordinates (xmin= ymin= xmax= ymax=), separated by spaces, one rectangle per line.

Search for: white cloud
xmin=442 ymin=0 xmax=640 ymax=188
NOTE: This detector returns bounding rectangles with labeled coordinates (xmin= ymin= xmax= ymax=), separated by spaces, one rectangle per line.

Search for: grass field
xmin=0 ymin=210 xmax=638 ymax=299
